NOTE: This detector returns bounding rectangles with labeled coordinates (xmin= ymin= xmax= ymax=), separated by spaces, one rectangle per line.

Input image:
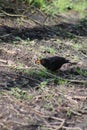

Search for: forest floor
xmin=0 ymin=8 xmax=87 ymax=130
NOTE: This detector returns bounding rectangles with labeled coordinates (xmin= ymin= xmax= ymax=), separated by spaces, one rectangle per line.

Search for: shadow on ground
xmin=0 ymin=18 xmax=87 ymax=43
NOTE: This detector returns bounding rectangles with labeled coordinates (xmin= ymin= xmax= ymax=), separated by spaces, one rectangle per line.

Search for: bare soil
xmin=0 ymin=9 xmax=87 ymax=130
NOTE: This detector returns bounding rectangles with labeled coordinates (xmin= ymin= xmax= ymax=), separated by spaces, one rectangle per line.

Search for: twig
xmin=0 ymin=10 xmax=43 ymax=26
xmin=0 ymin=123 xmax=10 ymax=130
xmin=0 ymin=65 xmax=10 ymax=67
xmin=49 ymin=116 xmax=65 ymax=122
xmin=38 ymin=115 xmax=65 ymax=130
xmin=83 ymin=107 xmax=87 ymax=110
xmin=23 ymin=17 xmax=44 ymax=26
xmin=72 ymin=95 xmax=87 ymax=100
xmin=21 ymin=18 xmax=34 ymax=26
xmin=34 ymin=6 xmax=46 ymax=17
xmin=0 ymin=33 xmax=11 ymax=38
xmin=63 ymin=126 xmax=82 ymax=130
xmin=66 ymin=79 xmax=87 ymax=84
xmin=0 ymin=59 xmax=7 ymax=63
xmin=6 ymin=120 xmax=28 ymax=126
xmin=80 ymin=51 xmax=87 ymax=58
xmin=53 ymin=117 xmax=65 ymax=130
xmin=0 ymin=10 xmax=25 ymax=17
xmin=71 ymin=110 xmax=82 ymax=116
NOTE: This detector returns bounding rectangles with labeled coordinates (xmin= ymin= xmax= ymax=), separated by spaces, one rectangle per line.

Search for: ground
xmin=0 ymin=9 xmax=87 ymax=130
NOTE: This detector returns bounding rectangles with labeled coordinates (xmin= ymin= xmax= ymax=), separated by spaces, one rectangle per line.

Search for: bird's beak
xmin=35 ymin=59 xmax=41 ymax=64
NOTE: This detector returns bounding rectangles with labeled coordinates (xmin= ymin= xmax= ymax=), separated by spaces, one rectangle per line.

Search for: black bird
xmin=35 ymin=56 xmax=70 ymax=71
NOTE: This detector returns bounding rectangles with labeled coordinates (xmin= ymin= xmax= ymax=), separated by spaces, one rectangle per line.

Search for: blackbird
xmin=35 ymin=56 xmax=70 ymax=71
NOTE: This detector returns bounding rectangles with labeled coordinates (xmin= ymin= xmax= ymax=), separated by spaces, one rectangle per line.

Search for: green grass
xmin=66 ymin=109 xmax=72 ymax=118
xmin=72 ymin=0 xmax=87 ymax=16
xmin=39 ymin=81 xmax=48 ymax=89
xmin=41 ymin=46 xmax=56 ymax=54
xmin=73 ymin=55 xmax=79 ymax=62
xmin=41 ymin=0 xmax=87 ymax=16
xmin=10 ymin=87 xmax=33 ymax=100
xmin=42 ymin=0 xmax=72 ymax=15
xmin=2 ymin=0 xmax=87 ymax=17
xmin=28 ymin=69 xmax=48 ymax=78
xmin=10 ymin=62 xmax=27 ymax=71
xmin=75 ymin=67 xmax=87 ymax=77
xmin=25 ymin=0 xmax=46 ymax=8
xmin=72 ymin=43 xmax=82 ymax=51
xmin=54 ymin=78 xmax=68 ymax=85
xmin=56 ymin=0 xmax=72 ymax=12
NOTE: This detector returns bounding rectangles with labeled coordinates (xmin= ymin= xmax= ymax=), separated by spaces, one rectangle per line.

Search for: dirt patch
xmin=0 ymin=10 xmax=87 ymax=130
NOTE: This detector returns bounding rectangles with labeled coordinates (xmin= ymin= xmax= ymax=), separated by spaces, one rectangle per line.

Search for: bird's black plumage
xmin=36 ymin=56 xmax=70 ymax=71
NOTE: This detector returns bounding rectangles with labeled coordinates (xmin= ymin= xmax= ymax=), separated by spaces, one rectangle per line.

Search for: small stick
xmin=0 ymin=10 xmax=25 ymax=17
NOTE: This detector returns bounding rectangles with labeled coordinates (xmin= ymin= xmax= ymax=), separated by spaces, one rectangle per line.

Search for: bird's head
xmin=35 ymin=58 xmax=48 ymax=66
